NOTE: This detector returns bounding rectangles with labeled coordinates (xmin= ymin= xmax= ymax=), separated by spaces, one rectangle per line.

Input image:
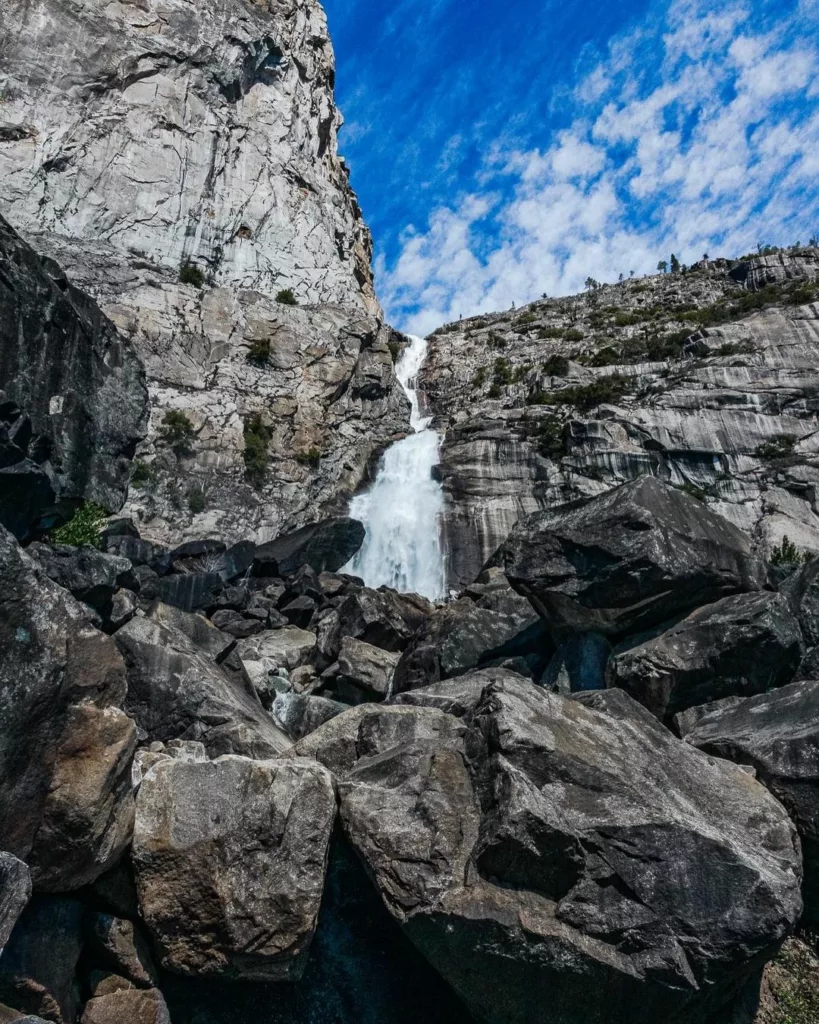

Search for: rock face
xmin=0 ymin=525 xmax=136 ymax=891
xmin=422 ymin=253 xmax=819 ymax=588
xmin=133 ymin=756 xmax=336 ymax=981
xmin=296 ymin=672 xmax=802 ymax=1024
xmin=253 ymin=517 xmax=365 ymax=576
xmin=0 ymin=0 xmax=410 ymax=547
xmin=0 ymin=856 xmax=31 ymax=952
xmin=677 ymin=678 xmax=819 ymax=922
xmin=607 ymin=591 xmax=803 ymax=720
xmin=495 ymin=476 xmax=766 ymax=639
xmin=114 ymin=615 xmax=289 ymax=759
xmin=0 ymin=216 xmax=148 ymax=538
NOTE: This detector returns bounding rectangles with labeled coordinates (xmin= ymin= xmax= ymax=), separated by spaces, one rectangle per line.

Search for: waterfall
xmin=344 ymin=334 xmax=446 ymax=601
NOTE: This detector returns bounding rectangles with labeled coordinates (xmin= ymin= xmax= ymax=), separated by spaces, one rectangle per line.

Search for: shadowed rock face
xmin=677 ymin=678 xmax=819 ymax=923
xmin=494 ymin=476 xmax=766 ymax=640
xmin=294 ymin=673 xmax=802 ymax=1024
xmin=607 ymin=591 xmax=803 ymax=720
xmin=0 ymin=216 xmax=148 ymax=538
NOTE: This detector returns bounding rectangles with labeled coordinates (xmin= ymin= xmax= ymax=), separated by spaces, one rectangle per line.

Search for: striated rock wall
xmin=0 ymin=0 xmax=409 ymax=545
xmin=423 ymin=251 xmax=819 ymax=588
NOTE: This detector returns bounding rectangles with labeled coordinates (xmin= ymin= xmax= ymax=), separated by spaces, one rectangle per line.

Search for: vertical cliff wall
xmin=0 ymin=0 xmax=408 ymax=544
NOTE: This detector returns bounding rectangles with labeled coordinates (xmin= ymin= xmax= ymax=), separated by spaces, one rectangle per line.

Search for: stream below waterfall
xmin=343 ymin=334 xmax=447 ymax=600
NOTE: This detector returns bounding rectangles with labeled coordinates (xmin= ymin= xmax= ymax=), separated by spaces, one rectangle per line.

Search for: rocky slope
xmin=422 ymin=251 xmax=819 ymax=587
xmin=0 ymin=0 xmax=409 ymax=545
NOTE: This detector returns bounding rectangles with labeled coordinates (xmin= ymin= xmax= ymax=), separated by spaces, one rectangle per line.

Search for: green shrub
xmin=473 ymin=366 xmax=487 ymax=388
xmin=187 ymin=486 xmax=206 ymax=514
xmin=244 ymin=414 xmax=272 ymax=487
xmin=542 ymin=354 xmax=570 ymax=376
xmin=488 ymin=383 xmax=502 ymax=399
xmin=515 ymin=313 xmax=538 ymax=326
xmin=276 ymin=288 xmax=298 ymax=306
xmin=677 ymin=481 xmax=707 ymax=503
xmin=52 ymin=501 xmax=109 ymax=548
xmin=564 ymin=328 xmax=585 ymax=342
xmin=387 ymin=340 xmax=401 ymax=363
xmin=757 ymin=435 xmax=797 ymax=460
xmin=538 ymin=327 xmax=563 ymax=340
xmin=532 ymin=415 xmax=565 ymax=458
xmin=130 ymin=460 xmax=157 ymax=488
xmin=492 ymin=357 xmax=513 ymax=387
xmin=586 ymin=346 xmax=620 ymax=367
xmin=487 ymin=330 xmax=507 ymax=350
xmin=179 ymin=262 xmax=205 ymax=288
xmin=247 ymin=338 xmax=271 ymax=365
xmin=614 ymin=311 xmax=640 ymax=327
xmin=770 ymin=536 xmax=808 ymax=567
xmin=543 ymin=374 xmax=634 ymax=411
xmin=161 ymin=410 xmax=196 ymax=452
xmin=297 ymin=446 xmax=322 ymax=468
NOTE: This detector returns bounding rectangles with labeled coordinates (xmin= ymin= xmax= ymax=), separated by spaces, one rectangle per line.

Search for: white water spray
xmin=344 ymin=334 xmax=446 ymax=601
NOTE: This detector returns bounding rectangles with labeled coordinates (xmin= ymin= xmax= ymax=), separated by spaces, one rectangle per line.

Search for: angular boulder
xmin=145 ymin=601 xmax=234 ymax=663
xmin=317 ymin=586 xmax=431 ymax=663
xmin=114 ymin=615 xmax=289 ymax=759
xmin=297 ymin=672 xmax=801 ymax=1024
xmin=335 ymin=636 xmax=400 ymax=701
xmin=133 ymin=756 xmax=336 ymax=981
xmin=677 ymin=678 xmax=819 ymax=921
xmin=392 ymin=576 xmax=549 ymax=694
xmin=86 ymin=913 xmax=158 ymax=988
xmin=0 ymin=855 xmax=30 ymax=951
xmin=494 ymin=476 xmax=766 ymax=639
xmin=234 ymin=626 xmax=317 ymax=686
xmin=607 ymin=592 xmax=802 ymax=719
xmin=0 ymin=525 xmax=135 ymax=890
xmin=0 ymin=214 xmax=148 ymax=536
xmin=253 ymin=518 xmax=365 ymax=576
xmin=26 ymin=544 xmax=136 ymax=616
xmin=272 ymin=692 xmax=347 ymax=741
xmin=80 ymin=989 xmax=170 ymax=1024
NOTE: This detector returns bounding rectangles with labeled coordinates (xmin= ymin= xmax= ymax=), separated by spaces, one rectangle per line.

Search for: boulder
xmin=392 ymin=577 xmax=549 ymax=694
xmin=0 ymin=897 xmax=84 ymax=1024
xmin=494 ymin=476 xmax=766 ymax=639
xmin=273 ymin=692 xmax=348 ymax=741
xmin=234 ymin=627 xmax=317 ymax=687
xmin=209 ymin=608 xmax=265 ymax=639
xmin=296 ymin=672 xmax=801 ymax=1024
xmin=0 ymin=855 xmax=31 ymax=951
xmin=0 ymin=215 xmax=148 ymax=538
xmin=80 ymin=990 xmax=170 ymax=1024
xmin=86 ymin=914 xmax=158 ymax=988
xmin=281 ymin=594 xmax=318 ymax=629
xmin=26 ymin=544 xmax=136 ymax=617
xmin=114 ymin=616 xmax=289 ymax=759
xmin=335 ymin=636 xmax=400 ymax=701
xmin=0 ymin=526 xmax=135 ymax=890
xmin=607 ymin=592 xmax=802 ymax=719
xmin=677 ymin=678 xmax=819 ymax=921
xmin=145 ymin=601 xmax=234 ymax=663
xmin=543 ymin=632 xmax=612 ymax=693
xmin=100 ymin=534 xmax=167 ymax=572
xmin=317 ymin=587 xmax=431 ymax=662
xmin=133 ymin=756 xmax=336 ymax=981
xmin=253 ymin=517 xmax=365 ymax=577
xmin=157 ymin=572 xmax=224 ymax=613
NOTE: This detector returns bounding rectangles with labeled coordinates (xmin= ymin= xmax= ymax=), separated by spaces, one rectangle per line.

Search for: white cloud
xmin=379 ymin=0 xmax=819 ymax=332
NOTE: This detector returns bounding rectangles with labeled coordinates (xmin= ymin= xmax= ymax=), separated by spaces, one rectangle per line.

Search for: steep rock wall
xmin=0 ymin=0 xmax=409 ymax=544
xmin=423 ymin=252 xmax=819 ymax=588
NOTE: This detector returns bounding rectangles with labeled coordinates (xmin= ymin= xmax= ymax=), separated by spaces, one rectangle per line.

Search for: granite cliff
xmin=0 ymin=0 xmax=409 ymax=545
xmin=421 ymin=251 xmax=819 ymax=587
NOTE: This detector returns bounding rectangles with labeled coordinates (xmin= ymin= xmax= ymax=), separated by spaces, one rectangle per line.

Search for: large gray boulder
xmin=0 ymin=526 xmax=136 ymax=890
xmin=253 ymin=518 xmax=366 ymax=576
xmin=0 ymin=214 xmax=147 ymax=539
xmin=114 ymin=615 xmax=289 ymax=759
xmin=494 ymin=476 xmax=766 ymax=639
xmin=606 ymin=591 xmax=802 ymax=719
xmin=26 ymin=544 xmax=136 ymax=616
xmin=80 ymin=989 xmax=170 ymax=1024
xmin=133 ymin=756 xmax=335 ymax=981
xmin=677 ymin=678 xmax=819 ymax=922
xmin=316 ymin=586 xmax=431 ymax=663
xmin=296 ymin=672 xmax=801 ymax=1024
xmin=334 ymin=636 xmax=400 ymax=701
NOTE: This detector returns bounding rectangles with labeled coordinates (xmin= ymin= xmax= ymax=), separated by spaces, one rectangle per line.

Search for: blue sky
xmin=323 ymin=0 xmax=819 ymax=334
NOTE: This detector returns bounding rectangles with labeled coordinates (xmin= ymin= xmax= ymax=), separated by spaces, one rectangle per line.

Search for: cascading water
xmin=344 ymin=334 xmax=447 ymax=601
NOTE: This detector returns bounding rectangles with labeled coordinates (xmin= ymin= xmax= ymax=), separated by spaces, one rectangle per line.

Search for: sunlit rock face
xmin=0 ymin=0 xmax=409 ymax=545
xmin=422 ymin=251 xmax=819 ymax=588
